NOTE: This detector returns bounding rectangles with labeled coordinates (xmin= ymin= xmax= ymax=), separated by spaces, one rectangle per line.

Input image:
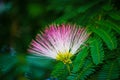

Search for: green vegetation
xmin=0 ymin=0 xmax=120 ymax=80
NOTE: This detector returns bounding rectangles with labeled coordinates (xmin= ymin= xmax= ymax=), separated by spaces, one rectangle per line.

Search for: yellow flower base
xmin=56 ymin=51 xmax=73 ymax=64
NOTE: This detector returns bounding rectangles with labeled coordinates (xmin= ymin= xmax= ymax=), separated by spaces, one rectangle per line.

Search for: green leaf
xmin=106 ymin=20 xmax=120 ymax=34
xmin=72 ymin=47 xmax=88 ymax=72
xmin=51 ymin=62 xmax=68 ymax=79
xmin=95 ymin=20 xmax=120 ymax=34
xmin=67 ymin=59 xmax=94 ymax=80
xmin=90 ymin=38 xmax=104 ymax=65
xmin=95 ymin=20 xmax=112 ymax=32
xmin=109 ymin=12 xmax=120 ymax=20
xmin=54 ymin=0 xmax=102 ymax=23
xmin=102 ymin=3 xmax=113 ymax=11
xmin=92 ymin=27 xmax=117 ymax=50
xmin=76 ymin=60 xmax=94 ymax=80
xmin=98 ymin=62 xmax=119 ymax=80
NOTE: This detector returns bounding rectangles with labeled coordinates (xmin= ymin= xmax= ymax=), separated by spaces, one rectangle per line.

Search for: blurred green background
xmin=0 ymin=0 xmax=119 ymax=53
xmin=0 ymin=0 xmax=120 ymax=80
xmin=0 ymin=0 xmax=62 ymax=80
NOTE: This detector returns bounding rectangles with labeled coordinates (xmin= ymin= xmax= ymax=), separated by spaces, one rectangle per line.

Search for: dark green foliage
xmin=72 ymin=47 xmax=88 ymax=72
xmin=109 ymin=11 xmax=120 ymax=21
xmin=90 ymin=38 xmax=104 ymax=65
xmin=0 ymin=0 xmax=120 ymax=80
xmin=98 ymin=61 xmax=120 ymax=80
xmin=54 ymin=0 xmax=102 ymax=24
xmin=106 ymin=20 xmax=120 ymax=34
xmin=91 ymin=27 xmax=117 ymax=50
xmin=0 ymin=54 xmax=17 ymax=77
xmin=51 ymin=62 xmax=68 ymax=80
xmin=75 ymin=60 xmax=94 ymax=80
xmin=67 ymin=59 xmax=94 ymax=80
xmin=50 ymin=0 xmax=120 ymax=79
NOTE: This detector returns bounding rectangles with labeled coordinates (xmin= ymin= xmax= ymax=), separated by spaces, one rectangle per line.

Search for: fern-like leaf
xmin=67 ymin=59 xmax=94 ymax=80
xmin=109 ymin=11 xmax=120 ymax=20
xmin=51 ymin=62 xmax=68 ymax=80
xmin=54 ymin=0 xmax=102 ymax=24
xmin=106 ymin=20 xmax=120 ymax=34
xmin=91 ymin=27 xmax=117 ymax=50
xmin=95 ymin=20 xmax=112 ymax=32
xmin=98 ymin=62 xmax=119 ymax=80
xmin=96 ymin=20 xmax=120 ymax=34
xmin=72 ymin=47 xmax=88 ymax=72
xmin=90 ymin=38 xmax=104 ymax=65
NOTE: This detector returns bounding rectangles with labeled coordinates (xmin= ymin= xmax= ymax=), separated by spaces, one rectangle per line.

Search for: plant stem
xmin=66 ymin=64 xmax=71 ymax=75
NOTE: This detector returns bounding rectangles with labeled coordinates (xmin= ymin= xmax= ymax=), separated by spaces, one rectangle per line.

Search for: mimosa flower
xmin=28 ymin=24 xmax=90 ymax=64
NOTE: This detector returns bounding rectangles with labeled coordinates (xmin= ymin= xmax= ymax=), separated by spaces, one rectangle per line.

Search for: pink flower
xmin=28 ymin=24 xmax=90 ymax=64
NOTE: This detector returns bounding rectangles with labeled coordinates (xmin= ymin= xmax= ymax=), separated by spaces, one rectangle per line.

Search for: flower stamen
xmin=56 ymin=51 xmax=73 ymax=64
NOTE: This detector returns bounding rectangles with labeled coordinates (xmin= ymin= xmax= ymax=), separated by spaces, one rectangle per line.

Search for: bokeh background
xmin=0 ymin=0 xmax=120 ymax=80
